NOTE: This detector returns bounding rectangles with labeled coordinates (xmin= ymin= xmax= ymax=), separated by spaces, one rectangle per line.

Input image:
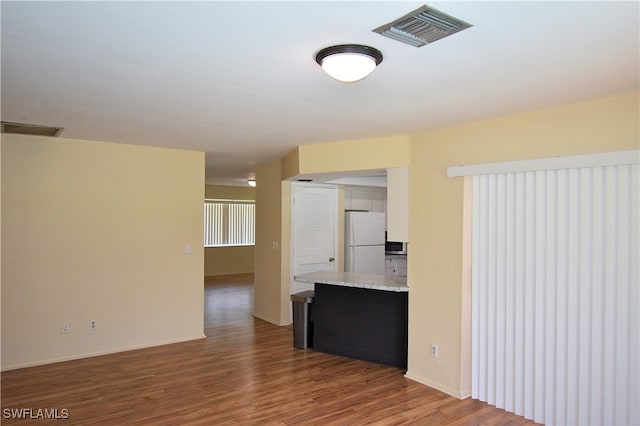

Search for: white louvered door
xmin=291 ymin=183 xmax=338 ymax=295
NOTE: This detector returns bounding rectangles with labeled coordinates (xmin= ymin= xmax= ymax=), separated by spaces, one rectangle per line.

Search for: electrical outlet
xmin=61 ymin=323 xmax=70 ymax=334
xmin=89 ymin=319 xmax=97 ymax=330
xmin=430 ymin=343 xmax=439 ymax=358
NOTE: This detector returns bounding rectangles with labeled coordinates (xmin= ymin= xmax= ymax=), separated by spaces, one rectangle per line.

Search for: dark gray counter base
xmin=312 ymin=283 xmax=408 ymax=370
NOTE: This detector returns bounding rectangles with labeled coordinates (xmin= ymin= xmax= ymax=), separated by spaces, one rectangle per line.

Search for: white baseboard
xmin=252 ymin=312 xmax=291 ymax=327
xmin=1 ymin=334 xmax=206 ymax=372
xmin=404 ymin=370 xmax=472 ymax=400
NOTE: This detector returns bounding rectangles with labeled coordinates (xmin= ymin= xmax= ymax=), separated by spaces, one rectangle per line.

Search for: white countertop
xmin=294 ymin=271 xmax=408 ymax=292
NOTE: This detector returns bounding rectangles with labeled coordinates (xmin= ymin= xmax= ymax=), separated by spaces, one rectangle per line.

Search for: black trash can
xmin=290 ymin=290 xmax=314 ymax=349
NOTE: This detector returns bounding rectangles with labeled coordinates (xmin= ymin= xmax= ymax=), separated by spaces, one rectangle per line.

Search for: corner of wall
xmin=280 ymin=181 xmax=293 ymax=325
xmin=281 ymin=147 xmax=300 ymax=180
xmin=404 ymin=371 xmax=470 ymax=400
xmin=254 ymin=159 xmax=284 ymax=325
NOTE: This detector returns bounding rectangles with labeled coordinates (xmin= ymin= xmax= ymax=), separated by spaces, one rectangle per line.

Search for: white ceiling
xmin=2 ymin=1 xmax=638 ymax=186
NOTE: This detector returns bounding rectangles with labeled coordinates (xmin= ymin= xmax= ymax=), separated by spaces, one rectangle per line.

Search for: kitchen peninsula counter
xmin=294 ymin=271 xmax=408 ymax=292
xmin=293 ymin=271 xmax=408 ymax=369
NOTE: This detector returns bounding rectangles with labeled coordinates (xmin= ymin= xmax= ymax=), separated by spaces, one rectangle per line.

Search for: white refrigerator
xmin=344 ymin=211 xmax=386 ymax=275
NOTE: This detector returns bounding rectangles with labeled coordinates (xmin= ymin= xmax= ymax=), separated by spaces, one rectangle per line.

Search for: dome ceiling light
xmin=315 ymin=44 xmax=383 ymax=83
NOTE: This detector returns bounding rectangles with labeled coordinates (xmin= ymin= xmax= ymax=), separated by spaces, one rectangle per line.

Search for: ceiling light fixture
xmin=247 ymin=179 xmax=256 ymax=187
xmin=315 ymin=44 xmax=383 ymax=83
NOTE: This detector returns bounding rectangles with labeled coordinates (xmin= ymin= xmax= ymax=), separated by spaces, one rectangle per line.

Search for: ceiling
xmin=2 ymin=1 xmax=638 ymax=186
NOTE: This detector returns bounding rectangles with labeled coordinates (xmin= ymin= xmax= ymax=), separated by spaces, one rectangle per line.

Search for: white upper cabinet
xmin=348 ymin=189 xmax=373 ymax=211
xmin=386 ymin=167 xmax=409 ymax=242
xmin=344 ymin=186 xmax=386 ymax=213
xmin=371 ymin=190 xmax=386 ymax=213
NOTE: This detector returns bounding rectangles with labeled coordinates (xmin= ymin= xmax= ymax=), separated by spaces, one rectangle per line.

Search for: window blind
xmin=204 ymin=200 xmax=255 ymax=247
xmin=471 ymin=163 xmax=639 ymax=425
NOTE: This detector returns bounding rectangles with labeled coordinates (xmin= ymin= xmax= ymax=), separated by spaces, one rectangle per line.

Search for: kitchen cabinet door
xmin=370 ymin=190 xmax=386 ymax=213
xmin=385 ymin=256 xmax=407 ymax=277
xmin=386 ymin=167 xmax=409 ymax=242
xmin=349 ymin=189 xmax=372 ymax=211
xmin=345 ymin=186 xmax=386 ymax=213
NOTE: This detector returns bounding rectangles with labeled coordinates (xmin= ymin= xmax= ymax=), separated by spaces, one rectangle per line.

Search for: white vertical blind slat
xmin=495 ymin=173 xmax=507 ymax=409
xmin=565 ymin=168 xmax=580 ymax=425
xmin=577 ymin=167 xmax=593 ymax=426
xmin=472 ymin=163 xmax=639 ymax=426
xmin=216 ymin=203 xmax=222 ymax=245
xmin=487 ymin=174 xmax=497 ymax=406
xmin=555 ymin=171 xmax=565 ymax=421
xmin=558 ymin=171 xmax=567 ymax=422
xmin=471 ymin=177 xmax=479 ymax=399
xmin=513 ymin=172 xmax=526 ymax=416
xmin=523 ymin=171 xmax=536 ymax=420
xmin=628 ymin=165 xmax=640 ymax=425
xmin=590 ymin=167 xmax=605 ymax=425
xmin=533 ymin=171 xmax=546 ymax=424
xmin=603 ymin=166 xmax=618 ymax=425
xmin=504 ymin=172 xmax=516 ymax=413
xmin=544 ymin=170 xmax=558 ymax=424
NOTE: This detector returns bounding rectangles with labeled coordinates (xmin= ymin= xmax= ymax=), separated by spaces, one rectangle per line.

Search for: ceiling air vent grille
xmin=373 ymin=5 xmax=472 ymax=47
xmin=1 ymin=121 xmax=64 ymax=137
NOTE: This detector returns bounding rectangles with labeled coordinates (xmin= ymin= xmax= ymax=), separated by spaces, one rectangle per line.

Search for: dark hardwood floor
xmin=1 ymin=274 xmax=536 ymax=425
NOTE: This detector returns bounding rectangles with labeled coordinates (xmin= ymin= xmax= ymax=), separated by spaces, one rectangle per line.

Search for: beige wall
xmin=281 ymin=147 xmax=300 ymax=181
xmin=253 ymin=91 xmax=638 ymax=398
xmin=279 ymin=182 xmax=293 ymax=324
xmin=291 ymin=134 xmax=412 ymax=178
xmin=1 ymin=134 xmax=205 ymax=370
xmin=205 ymin=184 xmax=255 ymax=200
xmin=256 ymin=136 xmax=411 ymax=325
xmin=204 ymin=246 xmax=254 ymax=277
xmin=253 ymin=159 xmax=286 ymax=325
xmin=204 ymin=184 xmax=255 ymax=277
xmin=292 ymin=135 xmax=411 ymax=323
xmin=407 ymin=92 xmax=639 ymax=397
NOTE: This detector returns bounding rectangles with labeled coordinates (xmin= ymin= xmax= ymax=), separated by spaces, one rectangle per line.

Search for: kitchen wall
xmin=292 ymin=134 xmax=412 ymax=175
xmin=254 ymin=91 xmax=639 ymax=398
xmin=1 ymin=134 xmax=205 ymax=370
xmin=204 ymin=184 xmax=255 ymax=277
xmin=253 ymin=135 xmax=411 ymax=328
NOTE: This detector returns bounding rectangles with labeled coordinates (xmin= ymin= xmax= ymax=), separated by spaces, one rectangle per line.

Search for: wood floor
xmin=2 ymin=274 xmax=537 ymax=425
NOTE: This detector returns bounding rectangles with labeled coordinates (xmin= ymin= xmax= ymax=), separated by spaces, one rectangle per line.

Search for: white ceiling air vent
xmin=1 ymin=121 xmax=64 ymax=137
xmin=373 ymin=4 xmax=472 ymax=47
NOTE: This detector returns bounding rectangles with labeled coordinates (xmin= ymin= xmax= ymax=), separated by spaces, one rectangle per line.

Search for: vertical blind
xmin=204 ymin=200 xmax=255 ymax=246
xmin=472 ymin=164 xmax=639 ymax=425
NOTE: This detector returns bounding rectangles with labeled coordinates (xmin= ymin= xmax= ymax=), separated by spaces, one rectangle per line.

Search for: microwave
xmin=385 ymin=240 xmax=407 ymax=255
